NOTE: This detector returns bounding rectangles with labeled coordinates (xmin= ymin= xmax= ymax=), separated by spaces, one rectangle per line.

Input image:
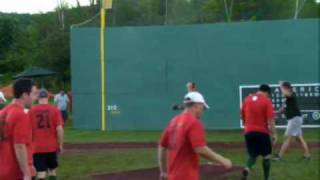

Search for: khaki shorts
xmin=285 ymin=116 xmax=303 ymax=137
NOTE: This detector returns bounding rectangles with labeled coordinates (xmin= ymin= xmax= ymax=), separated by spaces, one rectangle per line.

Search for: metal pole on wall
xmin=165 ymin=0 xmax=168 ymax=24
xmin=100 ymin=0 xmax=112 ymax=131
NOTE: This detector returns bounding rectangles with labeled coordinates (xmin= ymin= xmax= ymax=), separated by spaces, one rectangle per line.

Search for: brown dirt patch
xmin=93 ymin=165 xmax=244 ymax=180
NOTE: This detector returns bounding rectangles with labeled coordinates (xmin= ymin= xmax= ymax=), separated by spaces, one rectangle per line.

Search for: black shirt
xmin=284 ymin=93 xmax=301 ymax=119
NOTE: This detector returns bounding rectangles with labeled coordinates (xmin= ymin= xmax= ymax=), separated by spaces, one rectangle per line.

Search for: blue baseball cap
xmin=38 ymin=88 xmax=49 ymax=98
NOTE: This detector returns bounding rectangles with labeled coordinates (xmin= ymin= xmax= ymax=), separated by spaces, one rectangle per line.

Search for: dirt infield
xmin=93 ymin=165 xmax=243 ymax=180
xmin=65 ymin=142 xmax=320 ymax=151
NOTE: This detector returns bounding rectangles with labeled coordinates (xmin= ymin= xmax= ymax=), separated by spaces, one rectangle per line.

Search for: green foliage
xmin=0 ymin=1 xmax=319 ymax=90
xmin=0 ymin=10 xmax=98 ymax=90
xmin=0 ymin=17 xmax=18 ymax=59
xmin=0 ymin=16 xmax=27 ymax=78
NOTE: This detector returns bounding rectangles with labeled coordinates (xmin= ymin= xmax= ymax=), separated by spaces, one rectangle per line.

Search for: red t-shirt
xmin=0 ymin=103 xmax=34 ymax=179
xmin=160 ymin=113 xmax=207 ymax=180
xmin=241 ymin=93 xmax=274 ymax=134
xmin=29 ymin=104 xmax=63 ymax=153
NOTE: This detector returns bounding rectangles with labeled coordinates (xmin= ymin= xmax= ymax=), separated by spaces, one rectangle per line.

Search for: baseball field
xmin=60 ymin=127 xmax=319 ymax=179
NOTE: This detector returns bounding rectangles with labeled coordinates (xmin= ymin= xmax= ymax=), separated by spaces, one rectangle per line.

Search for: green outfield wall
xmin=71 ymin=19 xmax=319 ymax=130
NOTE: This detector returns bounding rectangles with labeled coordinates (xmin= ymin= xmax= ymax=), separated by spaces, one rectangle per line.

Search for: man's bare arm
xmin=194 ymin=146 xmax=232 ymax=169
xmin=57 ymin=125 xmax=64 ymax=152
xmin=240 ymin=107 xmax=246 ymax=125
xmin=158 ymin=146 xmax=168 ymax=179
xmin=14 ymin=144 xmax=31 ymax=177
xmin=268 ymin=119 xmax=277 ymax=143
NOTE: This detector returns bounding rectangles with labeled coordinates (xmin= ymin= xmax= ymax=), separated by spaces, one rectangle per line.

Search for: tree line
xmin=0 ymin=0 xmax=319 ymax=90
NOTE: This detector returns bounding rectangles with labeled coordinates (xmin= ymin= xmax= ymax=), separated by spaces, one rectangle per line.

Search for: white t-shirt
xmin=54 ymin=93 xmax=69 ymax=111
xmin=0 ymin=91 xmax=6 ymax=103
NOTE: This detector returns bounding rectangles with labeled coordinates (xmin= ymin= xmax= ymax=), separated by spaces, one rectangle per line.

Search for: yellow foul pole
xmin=100 ymin=0 xmax=112 ymax=131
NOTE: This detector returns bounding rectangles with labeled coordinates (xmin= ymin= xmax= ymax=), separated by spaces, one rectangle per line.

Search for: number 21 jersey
xmin=29 ymin=104 xmax=63 ymax=153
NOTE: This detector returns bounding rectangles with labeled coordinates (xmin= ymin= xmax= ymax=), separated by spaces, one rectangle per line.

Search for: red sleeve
xmin=28 ymin=108 xmax=36 ymax=130
xmin=188 ymin=120 xmax=207 ymax=148
xmin=13 ymin=112 xmax=31 ymax=144
xmin=159 ymin=127 xmax=169 ymax=148
xmin=55 ymin=108 xmax=64 ymax=127
xmin=241 ymin=101 xmax=246 ymax=122
xmin=266 ymin=100 xmax=274 ymax=120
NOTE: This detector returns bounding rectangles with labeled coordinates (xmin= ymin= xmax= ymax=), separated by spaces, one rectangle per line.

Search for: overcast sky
xmin=0 ymin=0 xmax=319 ymax=14
xmin=0 ymin=0 xmax=90 ymax=14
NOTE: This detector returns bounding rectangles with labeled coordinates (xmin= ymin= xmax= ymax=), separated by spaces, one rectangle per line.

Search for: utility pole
xmin=294 ymin=0 xmax=307 ymax=20
xmin=165 ymin=0 xmax=168 ymax=24
xmin=223 ymin=0 xmax=234 ymax=22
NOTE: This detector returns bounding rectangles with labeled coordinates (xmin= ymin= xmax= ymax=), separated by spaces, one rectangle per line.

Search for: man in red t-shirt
xmin=241 ymin=84 xmax=277 ymax=180
xmin=0 ymin=78 xmax=38 ymax=180
xmin=29 ymin=89 xmax=64 ymax=180
xmin=159 ymin=92 xmax=232 ymax=180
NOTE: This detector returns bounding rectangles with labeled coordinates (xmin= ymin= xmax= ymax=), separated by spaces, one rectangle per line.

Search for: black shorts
xmin=245 ymin=132 xmax=272 ymax=158
xmin=0 ymin=103 xmax=5 ymax=110
xmin=33 ymin=152 xmax=58 ymax=172
xmin=60 ymin=110 xmax=68 ymax=122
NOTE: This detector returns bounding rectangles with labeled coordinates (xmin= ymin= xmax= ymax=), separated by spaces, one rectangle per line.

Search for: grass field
xmin=60 ymin=128 xmax=320 ymax=179
xmin=60 ymin=149 xmax=319 ymax=180
xmin=64 ymin=128 xmax=320 ymax=143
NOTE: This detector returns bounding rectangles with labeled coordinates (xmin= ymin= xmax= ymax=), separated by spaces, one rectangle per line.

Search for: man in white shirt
xmin=186 ymin=82 xmax=197 ymax=92
xmin=0 ymin=91 xmax=7 ymax=109
xmin=54 ymin=90 xmax=69 ymax=123
xmin=173 ymin=82 xmax=198 ymax=111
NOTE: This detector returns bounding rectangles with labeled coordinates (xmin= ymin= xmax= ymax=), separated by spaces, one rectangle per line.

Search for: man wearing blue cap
xmin=29 ymin=89 xmax=64 ymax=180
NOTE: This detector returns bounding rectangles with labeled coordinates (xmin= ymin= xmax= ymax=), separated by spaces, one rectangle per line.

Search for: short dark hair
xmin=259 ymin=84 xmax=271 ymax=95
xmin=280 ymin=81 xmax=293 ymax=90
xmin=188 ymin=82 xmax=196 ymax=89
xmin=13 ymin=78 xmax=35 ymax=99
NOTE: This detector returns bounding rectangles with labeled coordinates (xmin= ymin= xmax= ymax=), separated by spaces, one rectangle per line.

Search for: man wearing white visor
xmin=183 ymin=91 xmax=210 ymax=109
xmin=158 ymin=92 xmax=232 ymax=180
